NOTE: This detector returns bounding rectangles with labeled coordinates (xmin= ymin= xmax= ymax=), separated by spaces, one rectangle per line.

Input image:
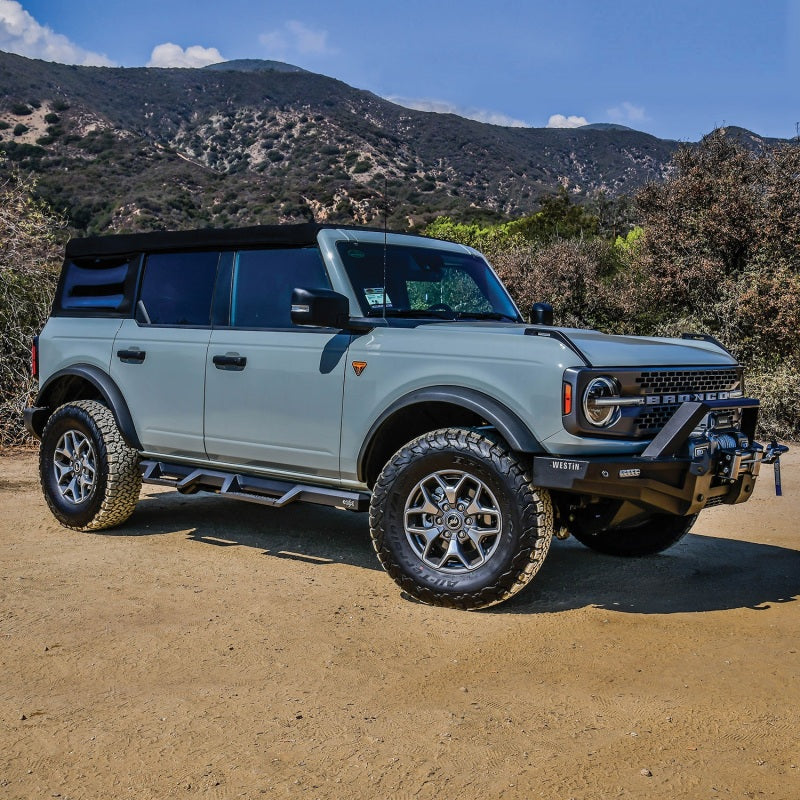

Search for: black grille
xmin=635 ymin=369 xmax=740 ymax=394
xmin=634 ymin=368 xmax=742 ymax=433
xmin=637 ymin=407 xmax=676 ymax=432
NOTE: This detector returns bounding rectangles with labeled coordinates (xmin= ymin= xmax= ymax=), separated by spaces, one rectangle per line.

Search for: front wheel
xmin=570 ymin=511 xmax=697 ymax=557
xmin=39 ymin=400 xmax=142 ymax=531
xmin=369 ymin=429 xmax=554 ymax=610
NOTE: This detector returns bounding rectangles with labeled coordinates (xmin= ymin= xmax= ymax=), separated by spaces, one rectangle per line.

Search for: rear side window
xmin=230 ymin=247 xmax=330 ymax=328
xmin=138 ymin=251 xmax=220 ymax=326
xmin=57 ymin=255 xmax=139 ymax=314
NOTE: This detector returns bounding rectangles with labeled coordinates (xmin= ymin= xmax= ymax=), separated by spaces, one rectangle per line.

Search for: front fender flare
xmin=357 ymin=385 xmax=543 ymax=482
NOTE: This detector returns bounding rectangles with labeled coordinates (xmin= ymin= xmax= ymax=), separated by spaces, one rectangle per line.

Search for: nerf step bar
xmin=140 ymin=459 xmax=370 ymax=512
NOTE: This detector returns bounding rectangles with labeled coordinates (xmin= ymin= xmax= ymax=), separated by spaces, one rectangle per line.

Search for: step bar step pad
xmin=140 ymin=459 xmax=369 ymax=512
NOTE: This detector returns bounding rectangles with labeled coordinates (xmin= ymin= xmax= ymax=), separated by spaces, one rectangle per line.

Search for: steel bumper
xmin=532 ymin=398 xmax=778 ymax=516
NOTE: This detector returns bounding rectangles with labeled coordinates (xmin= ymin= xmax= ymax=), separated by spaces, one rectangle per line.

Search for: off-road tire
xmin=570 ymin=512 xmax=697 ymax=557
xmin=39 ymin=400 xmax=141 ymax=531
xmin=369 ymin=428 xmax=554 ymax=610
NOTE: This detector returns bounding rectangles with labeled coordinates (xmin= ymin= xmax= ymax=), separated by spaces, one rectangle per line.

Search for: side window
xmin=138 ymin=251 xmax=220 ymax=326
xmin=230 ymin=247 xmax=330 ymax=328
xmin=58 ymin=255 xmax=138 ymax=314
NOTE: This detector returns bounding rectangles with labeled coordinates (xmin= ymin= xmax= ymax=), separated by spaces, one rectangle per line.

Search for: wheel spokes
xmin=408 ymin=484 xmax=440 ymax=517
xmin=403 ymin=468 xmax=502 ymax=574
xmin=435 ymin=538 xmax=462 ymax=569
xmin=53 ymin=429 xmax=97 ymax=506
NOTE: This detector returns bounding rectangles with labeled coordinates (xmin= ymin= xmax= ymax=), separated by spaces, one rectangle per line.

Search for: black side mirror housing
xmin=291 ymin=287 xmax=351 ymax=328
xmin=531 ymin=302 xmax=554 ymax=326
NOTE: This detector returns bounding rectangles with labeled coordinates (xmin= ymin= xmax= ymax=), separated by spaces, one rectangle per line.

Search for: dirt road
xmin=1 ymin=450 xmax=798 ymax=799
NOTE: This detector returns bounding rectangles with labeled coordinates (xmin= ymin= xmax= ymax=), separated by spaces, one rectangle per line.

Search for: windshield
xmin=336 ymin=241 xmax=521 ymax=321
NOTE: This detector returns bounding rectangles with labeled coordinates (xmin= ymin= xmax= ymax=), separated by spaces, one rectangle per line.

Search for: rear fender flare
xmin=34 ymin=364 xmax=142 ymax=450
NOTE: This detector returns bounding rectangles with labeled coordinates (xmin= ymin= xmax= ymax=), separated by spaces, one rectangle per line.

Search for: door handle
xmin=213 ymin=353 xmax=247 ymax=371
xmin=117 ymin=348 xmax=146 ymax=363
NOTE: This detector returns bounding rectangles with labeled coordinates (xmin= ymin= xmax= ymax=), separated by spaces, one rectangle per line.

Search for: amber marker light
xmin=562 ymin=382 xmax=572 ymax=415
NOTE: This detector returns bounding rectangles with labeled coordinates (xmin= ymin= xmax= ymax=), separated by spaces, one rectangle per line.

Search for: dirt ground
xmin=1 ymin=448 xmax=798 ymax=800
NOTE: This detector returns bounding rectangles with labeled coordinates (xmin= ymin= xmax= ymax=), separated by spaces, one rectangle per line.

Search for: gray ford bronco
xmin=25 ymin=223 xmax=786 ymax=609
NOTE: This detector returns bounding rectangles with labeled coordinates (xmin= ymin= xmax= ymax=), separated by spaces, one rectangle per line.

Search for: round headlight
xmin=583 ymin=376 xmax=621 ymax=427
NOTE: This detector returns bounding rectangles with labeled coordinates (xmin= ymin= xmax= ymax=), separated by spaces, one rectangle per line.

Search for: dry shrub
xmin=745 ymin=360 xmax=800 ymax=441
xmin=0 ymin=165 xmax=65 ymax=449
xmin=492 ymin=238 xmax=631 ymax=331
xmin=627 ymin=133 xmax=800 ymax=437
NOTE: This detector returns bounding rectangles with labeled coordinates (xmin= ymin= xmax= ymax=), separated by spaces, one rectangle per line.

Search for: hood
xmin=425 ymin=322 xmax=738 ymax=368
xmin=555 ymin=329 xmax=737 ymax=367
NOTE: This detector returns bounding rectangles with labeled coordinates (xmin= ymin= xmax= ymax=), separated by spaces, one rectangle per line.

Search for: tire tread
xmin=369 ymin=428 xmax=553 ymax=610
xmin=40 ymin=400 xmax=141 ymax=531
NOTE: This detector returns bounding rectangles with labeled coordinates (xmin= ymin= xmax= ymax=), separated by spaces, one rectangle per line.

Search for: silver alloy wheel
xmin=403 ymin=469 xmax=503 ymax=573
xmin=52 ymin=429 xmax=97 ymax=504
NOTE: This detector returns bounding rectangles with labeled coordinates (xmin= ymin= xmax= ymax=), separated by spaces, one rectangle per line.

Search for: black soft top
xmin=64 ymin=223 xmax=397 ymax=259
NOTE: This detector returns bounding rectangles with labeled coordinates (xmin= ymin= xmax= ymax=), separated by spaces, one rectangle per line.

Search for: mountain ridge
xmin=203 ymin=59 xmax=310 ymax=74
xmin=0 ymin=50 xmax=784 ymax=234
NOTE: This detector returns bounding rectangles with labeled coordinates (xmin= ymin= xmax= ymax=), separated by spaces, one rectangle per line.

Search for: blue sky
xmin=2 ymin=0 xmax=798 ymax=140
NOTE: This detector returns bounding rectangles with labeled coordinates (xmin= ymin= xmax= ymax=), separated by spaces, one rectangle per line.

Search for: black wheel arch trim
xmin=31 ymin=364 xmax=142 ymax=450
xmin=357 ymin=385 xmax=544 ymax=483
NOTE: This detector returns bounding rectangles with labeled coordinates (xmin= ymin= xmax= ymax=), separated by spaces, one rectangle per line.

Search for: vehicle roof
xmin=64 ymin=223 xmax=423 ymax=259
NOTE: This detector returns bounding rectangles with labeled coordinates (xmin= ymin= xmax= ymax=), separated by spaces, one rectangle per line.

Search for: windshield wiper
xmin=364 ymin=309 xmax=520 ymax=322
xmin=365 ymin=308 xmax=455 ymax=318
xmin=454 ymin=311 xmax=520 ymax=322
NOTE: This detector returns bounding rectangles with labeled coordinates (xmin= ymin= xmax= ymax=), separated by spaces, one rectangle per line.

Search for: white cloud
xmin=147 ymin=42 xmax=225 ymax=68
xmin=546 ymin=114 xmax=589 ymax=129
xmin=0 ymin=0 xmax=112 ymax=65
xmin=607 ymin=101 xmax=647 ymax=123
xmin=388 ymin=96 xmax=529 ymax=128
xmin=259 ymin=20 xmax=337 ymax=59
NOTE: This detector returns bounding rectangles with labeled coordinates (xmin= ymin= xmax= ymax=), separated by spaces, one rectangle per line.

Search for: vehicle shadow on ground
xmin=117 ymin=489 xmax=382 ymax=572
xmin=504 ymin=533 xmax=800 ymax=615
xmin=118 ymin=489 xmax=800 ymax=615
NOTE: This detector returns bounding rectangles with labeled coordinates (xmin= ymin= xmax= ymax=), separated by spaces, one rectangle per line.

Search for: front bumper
xmin=532 ymin=398 xmax=781 ymax=516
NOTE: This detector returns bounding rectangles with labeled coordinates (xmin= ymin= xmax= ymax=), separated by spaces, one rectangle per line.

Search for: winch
xmin=689 ymin=429 xmax=788 ymax=495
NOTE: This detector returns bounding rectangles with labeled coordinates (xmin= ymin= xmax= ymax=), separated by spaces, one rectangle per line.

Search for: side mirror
xmin=530 ymin=302 xmax=554 ymax=326
xmin=291 ymin=287 xmax=351 ymax=328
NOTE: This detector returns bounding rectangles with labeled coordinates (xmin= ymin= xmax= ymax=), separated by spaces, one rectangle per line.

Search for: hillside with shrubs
xmin=0 ymin=51 xmax=676 ymax=234
xmin=423 ymin=131 xmax=800 ymax=440
xmin=1 ymin=131 xmax=798 ymax=448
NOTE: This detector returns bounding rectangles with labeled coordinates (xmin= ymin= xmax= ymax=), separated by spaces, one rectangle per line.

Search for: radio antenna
xmin=382 ymin=172 xmax=388 ymax=319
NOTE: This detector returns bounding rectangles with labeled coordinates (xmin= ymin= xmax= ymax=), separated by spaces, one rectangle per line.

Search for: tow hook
xmin=762 ymin=441 xmax=789 ymax=496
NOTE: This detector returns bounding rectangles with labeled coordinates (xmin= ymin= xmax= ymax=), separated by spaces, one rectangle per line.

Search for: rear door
xmin=111 ymin=250 xmax=220 ymax=459
xmin=203 ymin=246 xmax=348 ymax=482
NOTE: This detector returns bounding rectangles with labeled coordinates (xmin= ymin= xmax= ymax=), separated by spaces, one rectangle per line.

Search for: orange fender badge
xmin=352 ymin=361 xmax=367 ymax=376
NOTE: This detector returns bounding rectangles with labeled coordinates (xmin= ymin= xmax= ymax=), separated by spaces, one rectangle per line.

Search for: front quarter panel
xmin=339 ymin=324 xmax=581 ymax=482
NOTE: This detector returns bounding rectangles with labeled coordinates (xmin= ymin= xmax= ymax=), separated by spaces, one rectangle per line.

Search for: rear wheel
xmin=570 ymin=511 xmax=697 ymax=557
xmin=369 ymin=428 xmax=553 ymax=610
xmin=39 ymin=400 xmax=141 ymax=531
